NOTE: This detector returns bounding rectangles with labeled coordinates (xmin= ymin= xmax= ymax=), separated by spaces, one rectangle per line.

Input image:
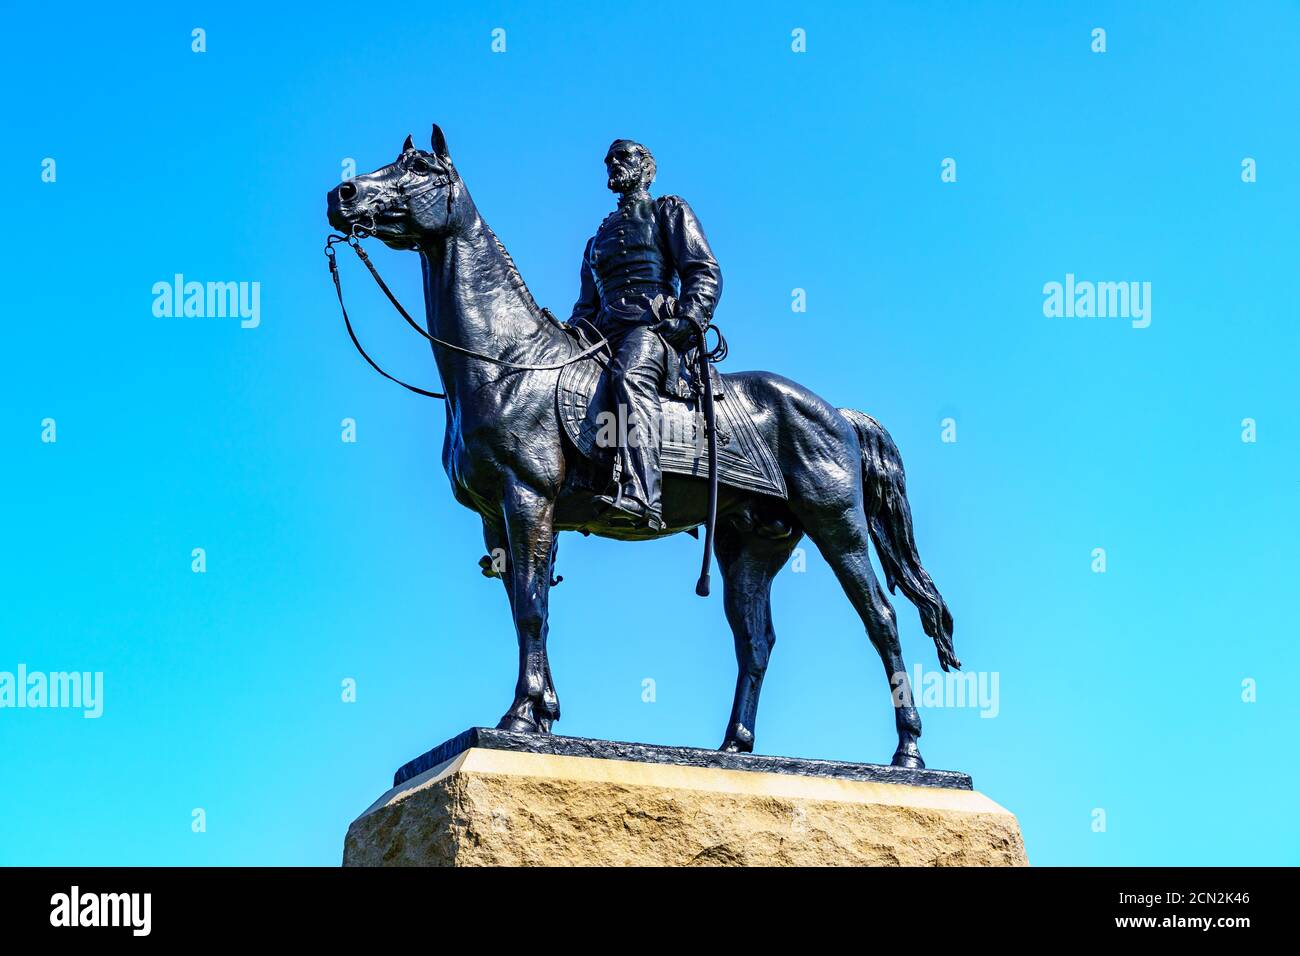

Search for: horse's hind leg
xmin=804 ymin=509 xmax=925 ymax=768
xmin=716 ymin=516 xmax=803 ymax=753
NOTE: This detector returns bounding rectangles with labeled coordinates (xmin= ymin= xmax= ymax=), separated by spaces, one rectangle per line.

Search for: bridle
xmin=324 ymin=226 xmax=612 ymax=400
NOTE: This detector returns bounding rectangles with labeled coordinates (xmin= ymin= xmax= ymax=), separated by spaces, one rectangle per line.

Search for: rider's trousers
xmin=605 ymin=324 xmax=668 ymax=518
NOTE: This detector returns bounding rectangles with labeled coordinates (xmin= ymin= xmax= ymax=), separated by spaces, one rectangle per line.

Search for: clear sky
xmin=2 ymin=1 xmax=1296 ymax=866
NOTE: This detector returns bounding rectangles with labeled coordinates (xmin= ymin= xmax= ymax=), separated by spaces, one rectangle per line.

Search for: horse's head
xmin=327 ymin=124 xmax=464 ymax=249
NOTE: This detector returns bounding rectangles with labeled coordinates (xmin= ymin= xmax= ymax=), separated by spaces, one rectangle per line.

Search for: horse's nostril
xmin=339 ymin=181 xmax=358 ymax=202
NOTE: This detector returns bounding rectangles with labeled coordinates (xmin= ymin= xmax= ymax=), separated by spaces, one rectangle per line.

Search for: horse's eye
xmin=409 ymin=157 xmax=435 ymax=175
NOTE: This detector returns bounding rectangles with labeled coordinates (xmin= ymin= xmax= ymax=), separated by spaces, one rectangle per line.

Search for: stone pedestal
xmin=344 ymin=729 xmax=1028 ymax=867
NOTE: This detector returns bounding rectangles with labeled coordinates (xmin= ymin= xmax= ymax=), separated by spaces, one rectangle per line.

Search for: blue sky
xmin=2 ymin=1 xmax=1297 ymax=865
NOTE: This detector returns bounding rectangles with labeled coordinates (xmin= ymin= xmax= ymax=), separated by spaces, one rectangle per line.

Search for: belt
xmin=603 ymin=281 xmax=674 ymax=303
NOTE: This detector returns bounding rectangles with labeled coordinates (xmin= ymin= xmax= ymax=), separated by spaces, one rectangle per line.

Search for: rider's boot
xmin=595 ymin=482 xmax=663 ymax=531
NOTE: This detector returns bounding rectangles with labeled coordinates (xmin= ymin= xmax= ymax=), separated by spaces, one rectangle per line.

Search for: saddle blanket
xmin=557 ymin=354 xmax=787 ymax=499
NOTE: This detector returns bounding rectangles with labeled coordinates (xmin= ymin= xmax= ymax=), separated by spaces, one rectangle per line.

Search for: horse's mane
xmin=483 ymin=223 xmax=543 ymax=316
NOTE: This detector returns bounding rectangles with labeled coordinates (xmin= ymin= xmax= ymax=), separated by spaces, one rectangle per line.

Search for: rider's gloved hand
xmin=652 ymin=316 xmax=699 ymax=351
xmin=648 ymin=293 xmax=700 ymax=351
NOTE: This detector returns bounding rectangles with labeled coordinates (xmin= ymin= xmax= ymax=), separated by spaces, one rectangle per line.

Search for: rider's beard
xmin=607 ymin=165 xmax=641 ymax=193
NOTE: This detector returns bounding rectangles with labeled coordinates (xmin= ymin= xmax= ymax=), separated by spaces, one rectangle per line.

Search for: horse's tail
xmin=838 ymin=408 xmax=959 ymax=672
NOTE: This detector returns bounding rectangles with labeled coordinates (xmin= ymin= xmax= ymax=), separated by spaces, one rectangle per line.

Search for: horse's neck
xmin=419 ymin=213 xmax=563 ymax=405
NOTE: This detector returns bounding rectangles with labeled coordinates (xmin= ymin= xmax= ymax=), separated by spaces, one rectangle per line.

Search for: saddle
xmin=556 ymin=334 xmax=787 ymax=500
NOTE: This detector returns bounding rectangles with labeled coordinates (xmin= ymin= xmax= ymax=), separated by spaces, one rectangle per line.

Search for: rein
xmin=324 ymin=230 xmax=612 ymax=399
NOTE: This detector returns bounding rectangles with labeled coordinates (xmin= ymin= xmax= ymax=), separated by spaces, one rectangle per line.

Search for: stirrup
xmin=595 ymin=493 xmax=663 ymax=532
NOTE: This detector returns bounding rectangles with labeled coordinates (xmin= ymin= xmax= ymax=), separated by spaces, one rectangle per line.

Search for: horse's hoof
xmin=719 ymin=726 xmax=754 ymax=754
xmin=495 ymin=714 xmax=539 ymax=734
xmin=891 ymin=750 xmax=926 ymax=770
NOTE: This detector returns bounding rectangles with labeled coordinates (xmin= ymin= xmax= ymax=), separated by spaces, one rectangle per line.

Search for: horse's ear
xmin=430 ymin=124 xmax=450 ymax=161
xmin=402 ymin=133 xmax=415 ymax=153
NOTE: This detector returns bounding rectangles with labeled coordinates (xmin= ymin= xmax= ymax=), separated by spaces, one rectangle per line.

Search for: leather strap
xmin=325 ymin=232 xmax=612 ymax=400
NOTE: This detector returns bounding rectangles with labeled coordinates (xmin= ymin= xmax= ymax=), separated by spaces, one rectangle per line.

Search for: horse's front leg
xmin=494 ymin=479 xmax=559 ymax=734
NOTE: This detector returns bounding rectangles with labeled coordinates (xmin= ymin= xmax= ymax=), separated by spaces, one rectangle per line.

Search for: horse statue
xmin=325 ymin=125 xmax=958 ymax=769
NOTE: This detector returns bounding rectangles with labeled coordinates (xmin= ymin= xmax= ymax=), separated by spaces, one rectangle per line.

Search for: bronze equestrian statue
xmin=326 ymin=126 xmax=958 ymax=769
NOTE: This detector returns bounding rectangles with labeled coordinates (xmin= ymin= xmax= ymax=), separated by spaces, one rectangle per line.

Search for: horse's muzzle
xmin=326 ymin=183 xmax=362 ymax=233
